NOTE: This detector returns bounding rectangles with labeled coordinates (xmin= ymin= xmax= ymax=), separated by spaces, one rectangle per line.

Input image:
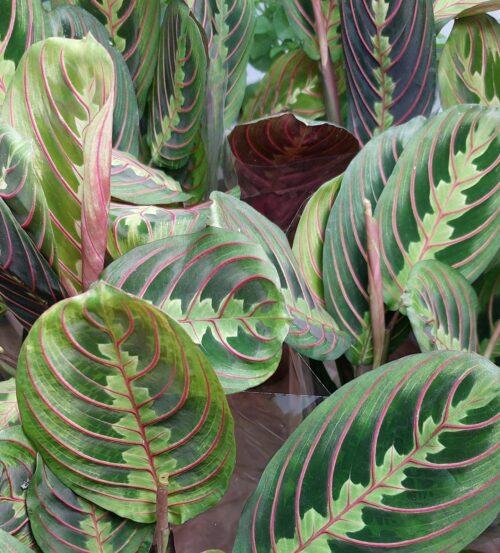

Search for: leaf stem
xmin=312 ymin=0 xmax=341 ymax=124
xmin=155 ymin=479 xmax=170 ymax=553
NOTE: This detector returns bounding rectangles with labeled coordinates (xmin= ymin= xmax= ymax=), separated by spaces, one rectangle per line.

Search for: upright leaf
xmin=210 ymin=192 xmax=351 ymax=361
xmin=433 ymin=0 xmax=500 ymax=25
xmin=148 ymin=0 xmax=207 ymax=169
xmin=3 ymin=36 xmax=114 ymax=295
xmin=103 ymin=228 xmax=290 ymax=393
xmin=28 ymin=459 xmax=154 ymax=552
xmin=375 ymin=105 xmax=499 ymax=310
xmin=17 ymin=283 xmax=235 ymax=524
xmin=475 ymin=269 xmax=499 ymax=361
xmin=323 ymin=118 xmax=426 ymax=365
xmin=340 ymin=0 xmax=436 ymax=144
xmin=403 ymin=260 xmax=479 ymax=352
xmin=0 ymin=379 xmax=19 ymax=429
xmin=228 ymin=113 xmax=359 ymax=233
xmin=439 ymin=14 xmax=499 ymax=108
xmin=234 ymin=351 xmax=499 ymax=551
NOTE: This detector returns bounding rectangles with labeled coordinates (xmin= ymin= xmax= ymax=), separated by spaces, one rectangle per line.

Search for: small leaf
xmin=433 ymin=0 xmax=500 ymax=25
xmin=17 ymin=283 xmax=235 ymax=524
xmin=403 ymin=260 xmax=479 ymax=352
xmin=0 ymin=379 xmax=19 ymax=429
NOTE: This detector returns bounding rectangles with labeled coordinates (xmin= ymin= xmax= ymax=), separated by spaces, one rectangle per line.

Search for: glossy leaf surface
xmin=17 ymin=283 xmax=235 ymax=524
xmin=28 ymin=459 xmax=154 ymax=552
xmin=433 ymin=0 xmax=500 ymax=24
xmin=228 ymin=113 xmax=359 ymax=232
xmin=439 ymin=14 xmax=499 ymax=108
xmin=103 ymin=228 xmax=289 ymax=393
xmin=402 ymin=260 xmax=479 ymax=352
xmin=375 ymin=105 xmax=499 ymax=310
xmin=234 ymin=351 xmax=499 ymax=551
xmin=340 ymin=0 xmax=436 ymax=144
xmin=323 ymin=118 xmax=425 ymax=365
xmin=0 ymin=379 xmax=19 ymax=429
xmin=210 ymin=192 xmax=351 ymax=361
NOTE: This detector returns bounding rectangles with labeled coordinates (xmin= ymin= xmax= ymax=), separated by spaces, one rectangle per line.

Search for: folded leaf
xmin=17 ymin=283 xmax=235 ymax=524
xmin=234 ymin=351 xmax=499 ymax=551
xmin=103 ymin=228 xmax=290 ymax=393
xmin=340 ymin=0 xmax=436 ymax=144
xmin=439 ymin=14 xmax=499 ymax=108
xmin=375 ymin=105 xmax=499 ymax=311
xmin=0 ymin=379 xmax=19 ymax=429
xmin=403 ymin=260 xmax=479 ymax=352
xmin=433 ymin=0 xmax=500 ymax=24
xmin=210 ymin=192 xmax=351 ymax=361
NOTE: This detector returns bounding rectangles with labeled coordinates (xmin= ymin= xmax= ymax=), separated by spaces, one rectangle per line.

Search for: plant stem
xmin=484 ymin=322 xmax=499 ymax=360
xmin=154 ymin=480 xmax=170 ymax=553
xmin=312 ymin=0 xmax=341 ymax=124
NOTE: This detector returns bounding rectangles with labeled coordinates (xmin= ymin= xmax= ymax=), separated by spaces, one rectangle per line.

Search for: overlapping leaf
xmin=375 ymin=105 xmax=499 ymax=311
xmin=210 ymin=192 xmax=351 ymax=361
xmin=323 ymin=118 xmax=425 ymax=366
xmin=103 ymin=228 xmax=290 ymax=393
xmin=148 ymin=0 xmax=207 ymax=169
xmin=108 ymin=202 xmax=211 ymax=258
xmin=17 ymin=283 xmax=235 ymax=524
xmin=0 ymin=530 xmax=32 ymax=552
xmin=75 ymin=0 xmax=161 ymax=111
xmin=110 ymin=150 xmax=190 ymax=206
xmin=0 ymin=426 xmax=36 ymax=545
xmin=433 ymin=0 xmax=500 ymax=25
xmin=28 ymin=459 xmax=154 ymax=552
xmin=402 ymin=260 xmax=479 ymax=352
xmin=48 ymin=5 xmax=141 ymax=154
xmin=340 ymin=0 xmax=436 ymax=144
xmin=234 ymin=351 xmax=499 ymax=551
xmin=439 ymin=14 xmax=499 ymax=108
xmin=475 ymin=269 xmax=499 ymax=361
xmin=3 ymin=36 xmax=114 ymax=295
xmin=228 ymin=113 xmax=359 ymax=233
xmin=0 ymin=379 xmax=19 ymax=429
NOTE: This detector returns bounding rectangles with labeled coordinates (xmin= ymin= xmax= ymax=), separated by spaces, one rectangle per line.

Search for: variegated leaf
xmin=210 ymin=192 xmax=351 ymax=361
xmin=3 ymin=36 xmax=114 ymax=295
xmin=340 ymin=0 xmax=436 ymax=144
xmin=475 ymin=269 xmax=499 ymax=362
xmin=439 ymin=14 xmax=499 ymax=108
xmin=17 ymin=283 xmax=235 ymax=524
xmin=323 ymin=118 xmax=426 ymax=366
xmin=102 ymin=228 xmax=290 ymax=393
xmin=402 ymin=260 xmax=479 ymax=352
xmin=434 ymin=0 xmax=500 ymax=24
xmin=292 ymin=174 xmax=342 ymax=305
xmin=234 ymin=351 xmax=499 ymax=551
xmin=27 ymin=459 xmax=154 ymax=552
xmin=48 ymin=5 xmax=141 ymax=155
xmin=375 ymin=105 xmax=499 ymax=311
xmin=110 ymin=149 xmax=190 ymax=206
xmin=0 ymin=530 xmax=32 ymax=552
xmin=148 ymin=0 xmax=207 ymax=169
xmin=0 ymin=426 xmax=36 ymax=545
xmin=75 ymin=0 xmax=161 ymax=111
xmin=228 ymin=113 xmax=359 ymax=233
xmin=0 ymin=379 xmax=19 ymax=429
xmin=107 ymin=202 xmax=211 ymax=258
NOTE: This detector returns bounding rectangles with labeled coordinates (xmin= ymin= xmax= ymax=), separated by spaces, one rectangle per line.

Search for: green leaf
xmin=108 ymin=202 xmax=211 ymax=259
xmin=102 ymin=227 xmax=290 ymax=393
xmin=16 ymin=283 xmax=235 ymax=524
xmin=340 ymin=0 xmax=436 ymax=144
xmin=0 ymin=529 xmax=33 ymax=553
xmin=402 ymin=260 xmax=479 ymax=353
xmin=234 ymin=351 xmax=499 ymax=551
xmin=27 ymin=458 xmax=154 ymax=552
xmin=323 ymin=118 xmax=426 ymax=366
xmin=375 ymin=105 xmax=499 ymax=311
xmin=439 ymin=14 xmax=500 ymax=108
xmin=148 ymin=0 xmax=207 ymax=169
xmin=3 ymin=36 xmax=115 ymax=295
xmin=433 ymin=0 xmax=500 ymax=25
xmin=210 ymin=192 xmax=351 ymax=361
xmin=48 ymin=5 xmax=141 ymax=155
xmin=0 ymin=379 xmax=19 ymax=429
xmin=292 ymin=174 xmax=342 ymax=305
xmin=475 ymin=269 xmax=499 ymax=362
xmin=0 ymin=426 xmax=36 ymax=545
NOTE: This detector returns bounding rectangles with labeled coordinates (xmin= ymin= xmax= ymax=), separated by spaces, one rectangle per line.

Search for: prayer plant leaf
xmin=210 ymin=192 xmax=351 ymax=361
xmin=323 ymin=118 xmax=426 ymax=366
xmin=0 ymin=530 xmax=33 ymax=553
xmin=339 ymin=0 xmax=436 ymax=144
xmin=234 ymin=350 xmax=499 ymax=552
xmin=27 ymin=459 xmax=154 ymax=552
xmin=402 ymin=260 xmax=479 ymax=353
xmin=3 ymin=36 xmax=114 ymax=295
xmin=16 ymin=283 xmax=235 ymax=525
xmin=433 ymin=0 xmax=500 ymax=25
xmin=0 ymin=379 xmax=19 ymax=429
xmin=375 ymin=104 xmax=499 ymax=311
xmin=438 ymin=14 xmax=500 ymax=109
xmin=102 ymin=227 xmax=290 ymax=393
xmin=475 ymin=269 xmax=499 ymax=362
